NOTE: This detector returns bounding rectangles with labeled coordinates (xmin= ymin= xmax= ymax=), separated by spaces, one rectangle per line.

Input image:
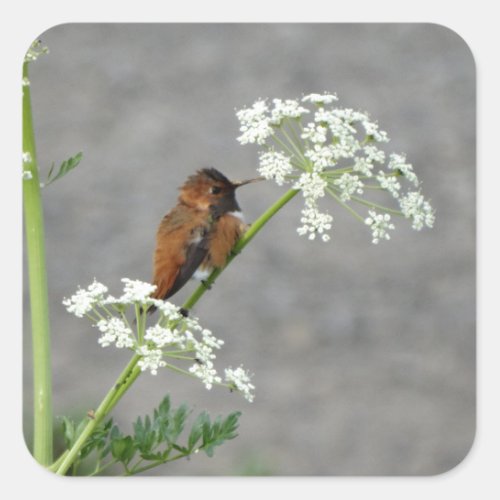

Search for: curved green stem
xmin=182 ymin=188 xmax=299 ymax=311
xmin=23 ymin=61 xmax=53 ymax=466
xmin=55 ymin=355 xmax=141 ymax=475
xmin=348 ymin=193 xmax=403 ymax=216
xmin=326 ymin=187 xmax=365 ymax=223
xmin=90 ymin=458 xmax=120 ymax=476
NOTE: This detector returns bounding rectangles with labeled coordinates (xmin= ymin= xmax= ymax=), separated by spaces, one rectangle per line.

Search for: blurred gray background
xmin=23 ymin=23 xmax=475 ymax=475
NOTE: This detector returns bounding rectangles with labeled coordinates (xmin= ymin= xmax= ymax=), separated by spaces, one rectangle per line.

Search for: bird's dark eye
xmin=210 ymin=186 xmax=222 ymax=195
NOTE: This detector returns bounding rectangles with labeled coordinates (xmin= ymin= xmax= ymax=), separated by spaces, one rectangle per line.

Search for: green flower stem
xmin=348 ymin=193 xmax=404 ymax=216
xmin=125 ymin=449 xmax=190 ymax=476
xmin=90 ymin=458 xmax=119 ymax=476
xmin=48 ymin=450 xmax=69 ymax=473
xmin=55 ymin=354 xmax=141 ymax=475
xmin=23 ymin=61 xmax=53 ymax=466
xmin=182 ymin=188 xmax=300 ymax=312
xmin=286 ymin=119 xmax=305 ymax=155
xmin=326 ymin=187 xmax=365 ymax=223
xmin=271 ymin=134 xmax=300 ymax=162
xmin=280 ymin=125 xmax=308 ymax=164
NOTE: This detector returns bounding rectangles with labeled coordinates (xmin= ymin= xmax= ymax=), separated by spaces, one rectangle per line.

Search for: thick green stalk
xmin=23 ymin=61 xmax=53 ymax=465
xmin=55 ymin=354 xmax=141 ymax=475
xmin=182 ymin=188 xmax=299 ymax=311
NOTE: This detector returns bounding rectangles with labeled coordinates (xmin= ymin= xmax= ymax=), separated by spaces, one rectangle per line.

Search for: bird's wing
xmin=163 ymin=228 xmax=210 ymax=299
xmin=152 ymin=207 xmax=211 ymax=301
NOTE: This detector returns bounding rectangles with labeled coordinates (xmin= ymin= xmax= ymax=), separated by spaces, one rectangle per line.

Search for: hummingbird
xmin=149 ymin=168 xmax=261 ymax=309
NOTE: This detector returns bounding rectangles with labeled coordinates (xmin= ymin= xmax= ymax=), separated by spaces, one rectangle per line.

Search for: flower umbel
xmin=258 ymin=150 xmax=294 ymax=185
xmin=225 ymin=366 xmax=255 ymax=403
xmin=236 ymin=99 xmax=273 ymax=145
xmin=364 ymin=210 xmax=395 ymax=244
xmin=235 ymin=92 xmax=435 ymax=243
xmin=297 ymin=205 xmax=333 ymax=242
xmin=63 ymin=278 xmax=255 ymax=401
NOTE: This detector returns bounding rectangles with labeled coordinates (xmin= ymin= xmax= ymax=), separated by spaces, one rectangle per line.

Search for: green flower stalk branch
xmin=55 ymin=355 xmax=142 ymax=475
xmin=23 ymin=44 xmax=53 ymax=466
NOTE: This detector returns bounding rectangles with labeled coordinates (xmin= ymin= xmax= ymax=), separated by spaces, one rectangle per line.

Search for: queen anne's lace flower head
xmin=235 ymin=91 xmax=434 ymax=244
xmin=63 ymin=278 xmax=255 ymax=402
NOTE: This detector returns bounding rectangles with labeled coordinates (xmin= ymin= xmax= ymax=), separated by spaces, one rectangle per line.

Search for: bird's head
xmin=179 ymin=168 xmax=261 ymax=214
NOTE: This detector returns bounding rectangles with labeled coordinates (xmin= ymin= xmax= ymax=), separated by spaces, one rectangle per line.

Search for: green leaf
xmin=61 ymin=417 xmax=75 ymax=448
xmin=111 ymin=436 xmax=135 ymax=464
xmin=171 ymin=443 xmax=188 ymax=454
xmin=188 ymin=412 xmax=208 ymax=452
xmin=221 ymin=411 xmax=241 ymax=440
xmin=158 ymin=395 xmax=171 ymax=417
xmin=200 ymin=411 xmax=241 ymax=458
xmin=110 ymin=424 xmax=121 ymax=441
xmin=45 ymin=152 xmax=83 ymax=187
xmin=133 ymin=417 xmax=145 ymax=444
xmin=87 ymin=395 xmax=242 ymax=476
xmin=139 ymin=451 xmax=163 ymax=461
xmin=173 ymin=405 xmax=189 ymax=436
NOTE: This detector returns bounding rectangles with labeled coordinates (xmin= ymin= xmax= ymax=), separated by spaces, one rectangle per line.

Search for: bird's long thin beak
xmin=233 ymin=176 xmax=265 ymax=188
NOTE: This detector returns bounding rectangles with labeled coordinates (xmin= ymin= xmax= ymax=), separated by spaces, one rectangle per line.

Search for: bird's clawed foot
xmin=179 ymin=307 xmax=189 ymax=317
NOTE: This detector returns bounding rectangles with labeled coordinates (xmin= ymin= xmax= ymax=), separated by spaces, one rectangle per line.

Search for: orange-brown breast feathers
xmin=204 ymin=213 xmax=247 ymax=269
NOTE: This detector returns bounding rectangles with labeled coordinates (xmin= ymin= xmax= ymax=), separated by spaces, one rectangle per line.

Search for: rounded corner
xmin=20 ymin=438 xmax=50 ymax=477
xmin=422 ymin=22 xmax=476 ymax=75
xmin=429 ymin=422 xmax=477 ymax=476
xmin=21 ymin=426 xmax=67 ymax=478
xmin=21 ymin=22 xmax=77 ymax=70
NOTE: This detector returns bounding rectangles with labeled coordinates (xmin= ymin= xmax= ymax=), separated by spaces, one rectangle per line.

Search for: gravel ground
xmin=23 ymin=23 xmax=475 ymax=475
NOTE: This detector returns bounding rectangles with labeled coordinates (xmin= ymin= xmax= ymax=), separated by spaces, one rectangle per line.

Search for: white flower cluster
xmin=333 ymin=173 xmax=364 ymax=202
xmin=225 ymin=366 xmax=256 ymax=403
xmin=399 ymin=191 xmax=436 ymax=230
xmin=376 ymin=171 xmax=401 ymax=198
xmin=63 ymin=278 xmax=255 ymax=402
xmin=297 ymin=205 xmax=333 ymax=242
xmin=121 ymin=278 xmax=157 ymax=303
xmin=236 ymin=99 xmax=274 ymax=145
xmin=258 ymin=151 xmax=293 ymax=185
xmin=270 ymin=98 xmax=309 ymax=125
xmin=137 ymin=345 xmax=166 ymax=375
xmin=235 ymin=92 xmax=435 ymax=243
xmin=293 ymin=171 xmax=327 ymax=201
xmin=62 ymin=280 xmax=109 ymax=318
xmin=97 ymin=318 xmax=134 ymax=348
xmin=364 ymin=210 xmax=395 ymax=244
